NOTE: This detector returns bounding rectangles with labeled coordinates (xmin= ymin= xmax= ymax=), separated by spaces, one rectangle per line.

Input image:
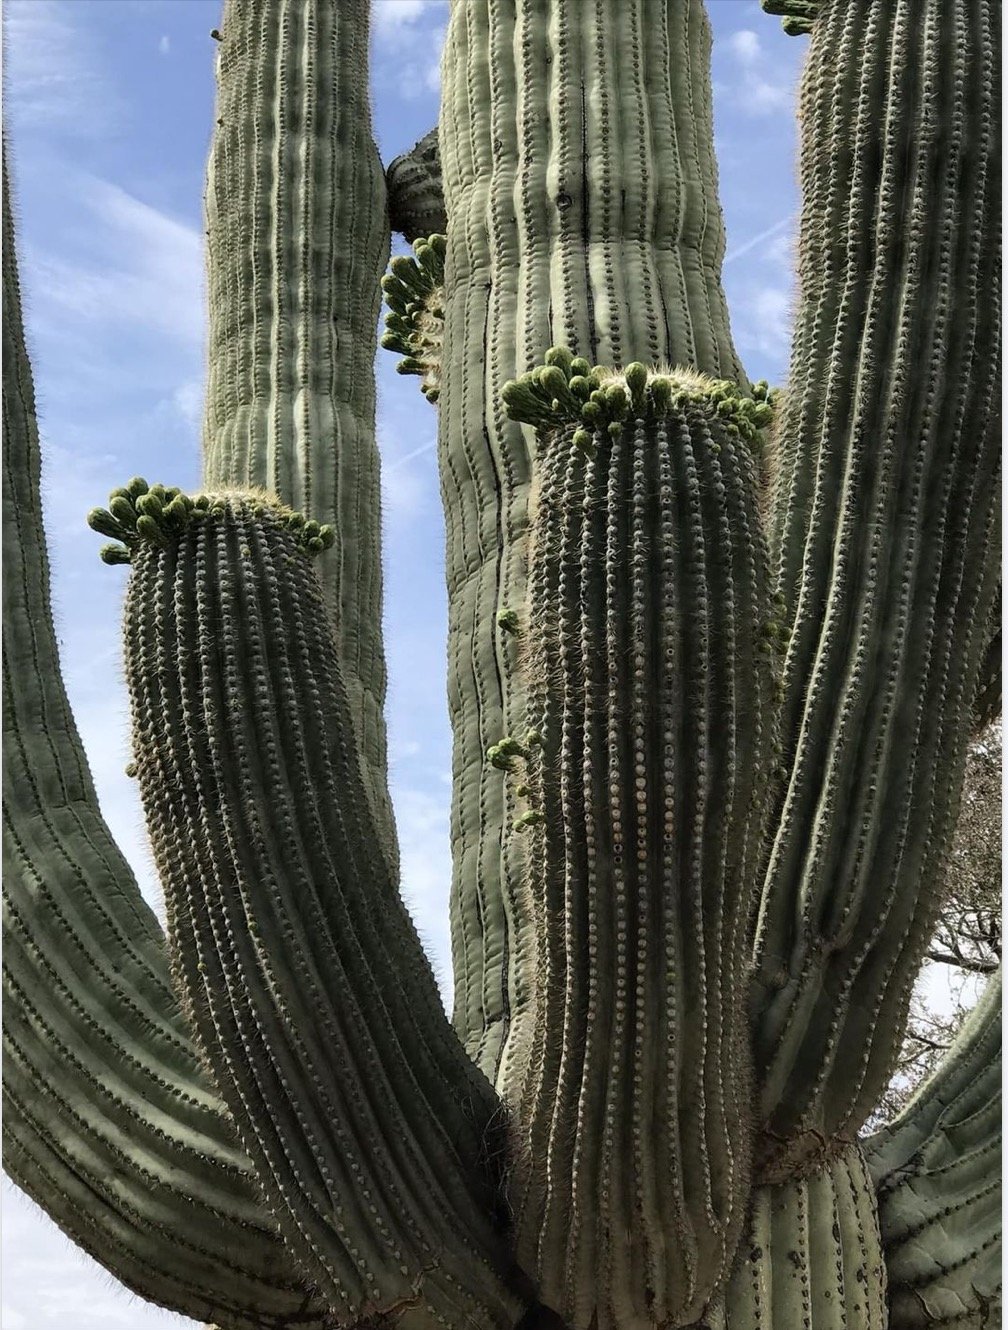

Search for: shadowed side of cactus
xmin=865 ymin=969 xmax=1002 ymax=1329
xmin=500 ymin=359 xmax=777 ymax=1327
xmin=121 ymin=493 xmax=532 ymax=1327
xmin=386 ymin=129 xmax=446 ymax=243
xmin=1 ymin=156 xmax=326 ymax=1329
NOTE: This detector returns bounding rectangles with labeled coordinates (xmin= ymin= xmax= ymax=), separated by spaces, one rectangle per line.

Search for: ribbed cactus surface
xmin=123 ymin=493 xmax=530 ymax=1326
xmin=2 ymin=159 xmax=325 ymax=1330
xmin=2 ymin=0 xmax=1002 ymax=1326
xmin=502 ymin=361 xmax=776 ymax=1327
xmin=203 ymin=0 xmax=395 ymax=855
xmin=437 ymin=0 xmax=744 ymax=1088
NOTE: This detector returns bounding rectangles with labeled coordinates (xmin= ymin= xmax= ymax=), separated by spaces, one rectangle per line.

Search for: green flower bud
xmin=99 ymin=543 xmax=131 ymax=566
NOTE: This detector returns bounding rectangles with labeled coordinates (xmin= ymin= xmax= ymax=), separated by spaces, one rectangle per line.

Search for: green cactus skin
xmin=122 ymin=493 xmax=531 ymax=1327
xmin=202 ymin=0 xmax=395 ymax=858
xmin=381 ymin=234 xmax=446 ymax=405
xmin=702 ymin=1145 xmax=888 ymax=1330
xmin=1 ymin=161 xmax=326 ymax=1329
xmin=865 ymin=969 xmax=1002 ymax=1329
xmin=972 ymin=587 xmax=1001 ymax=734
xmin=503 ymin=364 xmax=776 ymax=1326
xmin=438 ymin=0 xmax=745 ymax=1086
xmin=749 ymin=0 xmax=1001 ymax=1179
xmin=386 ymin=129 xmax=447 ymax=243
xmin=760 ymin=0 xmax=820 ymax=37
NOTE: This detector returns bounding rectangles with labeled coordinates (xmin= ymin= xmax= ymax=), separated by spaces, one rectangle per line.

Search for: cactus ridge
xmin=385 ymin=129 xmax=446 ymax=243
xmin=706 ymin=1144 xmax=888 ymax=1329
xmin=381 ymin=234 xmax=447 ymax=405
xmin=124 ymin=494 xmax=529 ymax=1326
xmin=503 ymin=387 xmax=777 ymax=1327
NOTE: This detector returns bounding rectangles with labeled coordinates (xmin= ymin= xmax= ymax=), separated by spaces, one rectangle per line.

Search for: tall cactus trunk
xmin=202 ymin=0 xmax=396 ymax=854
xmin=437 ymin=0 xmax=744 ymax=1088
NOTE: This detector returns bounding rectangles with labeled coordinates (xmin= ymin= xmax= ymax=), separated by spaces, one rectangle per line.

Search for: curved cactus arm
xmin=864 ymin=969 xmax=1002 ymax=1329
xmin=749 ymin=0 xmax=1001 ymax=1177
xmin=1 ymin=159 xmax=327 ymax=1329
xmin=386 ymin=129 xmax=446 ymax=243
xmin=438 ymin=0 xmax=746 ymax=1083
xmin=760 ymin=0 xmax=821 ymax=37
xmin=202 ymin=0 xmax=394 ymax=858
xmin=121 ymin=495 xmax=533 ymax=1327
xmin=705 ymin=1144 xmax=888 ymax=1329
xmin=500 ymin=362 xmax=777 ymax=1327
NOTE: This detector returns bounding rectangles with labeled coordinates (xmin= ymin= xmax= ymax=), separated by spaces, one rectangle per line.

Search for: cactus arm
xmin=501 ymin=366 xmax=776 ymax=1327
xmin=864 ymin=969 xmax=1002 ymax=1329
xmin=202 ymin=0 xmax=394 ymax=856
xmin=749 ymin=0 xmax=1001 ymax=1176
xmin=760 ymin=0 xmax=821 ymax=37
xmin=123 ymin=496 xmax=532 ymax=1327
xmin=438 ymin=0 xmax=746 ymax=1082
xmin=386 ymin=130 xmax=446 ymax=242
xmin=705 ymin=1144 xmax=888 ymax=1329
xmin=1 ymin=160 xmax=326 ymax=1329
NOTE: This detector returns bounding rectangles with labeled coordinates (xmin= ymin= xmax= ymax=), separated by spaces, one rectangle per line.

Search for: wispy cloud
xmin=715 ymin=26 xmax=794 ymax=117
xmin=371 ymin=0 xmax=447 ymax=99
xmin=23 ymin=172 xmax=204 ymax=349
xmin=3 ymin=0 xmax=124 ymax=139
xmin=725 ymin=214 xmax=794 ymax=266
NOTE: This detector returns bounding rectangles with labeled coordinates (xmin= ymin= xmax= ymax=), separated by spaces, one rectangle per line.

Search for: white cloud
xmin=392 ymin=783 xmax=454 ymax=1005
xmin=716 ymin=22 xmax=794 ymax=117
xmin=372 ymin=0 xmax=430 ymax=35
xmin=729 ymin=29 xmax=761 ymax=65
xmin=23 ymin=173 xmax=204 ymax=349
xmin=158 ymin=34 xmax=170 ymax=55
xmin=735 ymin=284 xmax=793 ymax=358
xmin=371 ymin=1 xmax=447 ymax=99
xmin=3 ymin=0 xmax=124 ymax=138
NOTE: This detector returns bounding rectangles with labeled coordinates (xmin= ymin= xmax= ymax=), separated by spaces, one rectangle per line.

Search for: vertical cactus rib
xmin=1 ymin=158 xmax=326 ymax=1329
xmin=202 ymin=0 xmax=394 ymax=856
xmin=705 ymin=1143 xmax=888 ymax=1330
xmin=503 ymin=367 xmax=776 ymax=1328
xmin=438 ymin=0 xmax=745 ymax=1084
xmin=386 ymin=130 xmax=447 ymax=243
xmin=751 ymin=0 xmax=1001 ymax=1176
xmin=124 ymin=495 xmax=532 ymax=1327
xmin=865 ymin=969 xmax=1002 ymax=1329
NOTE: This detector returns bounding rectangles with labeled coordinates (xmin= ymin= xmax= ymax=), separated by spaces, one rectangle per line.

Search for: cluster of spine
xmin=123 ymin=494 xmax=530 ymax=1327
xmin=202 ymin=0 xmax=394 ymax=857
xmin=750 ymin=0 xmax=1001 ymax=1179
xmin=88 ymin=482 xmax=335 ymax=565
xmin=704 ymin=1145 xmax=888 ymax=1329
xmin=865 ymin=969 xmax=1002 ymax=1329
xmin=437 ymin=0 xmax=746 ymax=1084
xmin=385 ymin=129 xmax=446 ymax=243
xmin=502 ymin=364 xmax=777 ymax=1328
xmin=2 ymin=159 xmax=327 ymax=1328
xmin=381 ymin=235 xmax=446 ymax=404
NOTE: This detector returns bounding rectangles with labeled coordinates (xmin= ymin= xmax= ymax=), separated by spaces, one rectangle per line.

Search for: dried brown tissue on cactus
xmin=2 ymin=0 xmax=1001 ymax=1328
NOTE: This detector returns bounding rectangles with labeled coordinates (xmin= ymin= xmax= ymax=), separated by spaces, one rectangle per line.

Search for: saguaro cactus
xmin=2 ymin=1 xmax=1000 ymax=1329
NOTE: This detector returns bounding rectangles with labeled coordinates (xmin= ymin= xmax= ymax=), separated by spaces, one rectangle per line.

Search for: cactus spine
xmin=2 ymin=0 xmax=1001 ymax=1327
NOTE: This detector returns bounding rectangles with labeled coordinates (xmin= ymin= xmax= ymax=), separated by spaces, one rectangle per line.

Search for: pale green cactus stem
xmin=201 ymin=0 xmax=395 ymax=856
xmin=750 ymin=0 xmax=1000 ymax=1180
xmin=438 ymin=0 xmax=745 ymax=1086
xmin=2 ymin=156 xmax=327 ymax=1330
xmin=122 ymin=493 xmax=533 ymax=1327
xmin=501 ymin=357 xmax=777 ymax=1327
xmin=865 ymin=968 xmax=1002 ymax=1329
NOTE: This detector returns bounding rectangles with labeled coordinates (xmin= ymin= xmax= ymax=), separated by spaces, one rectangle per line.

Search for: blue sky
xmin=2 ymin=2 xmax=805 ymax=1325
